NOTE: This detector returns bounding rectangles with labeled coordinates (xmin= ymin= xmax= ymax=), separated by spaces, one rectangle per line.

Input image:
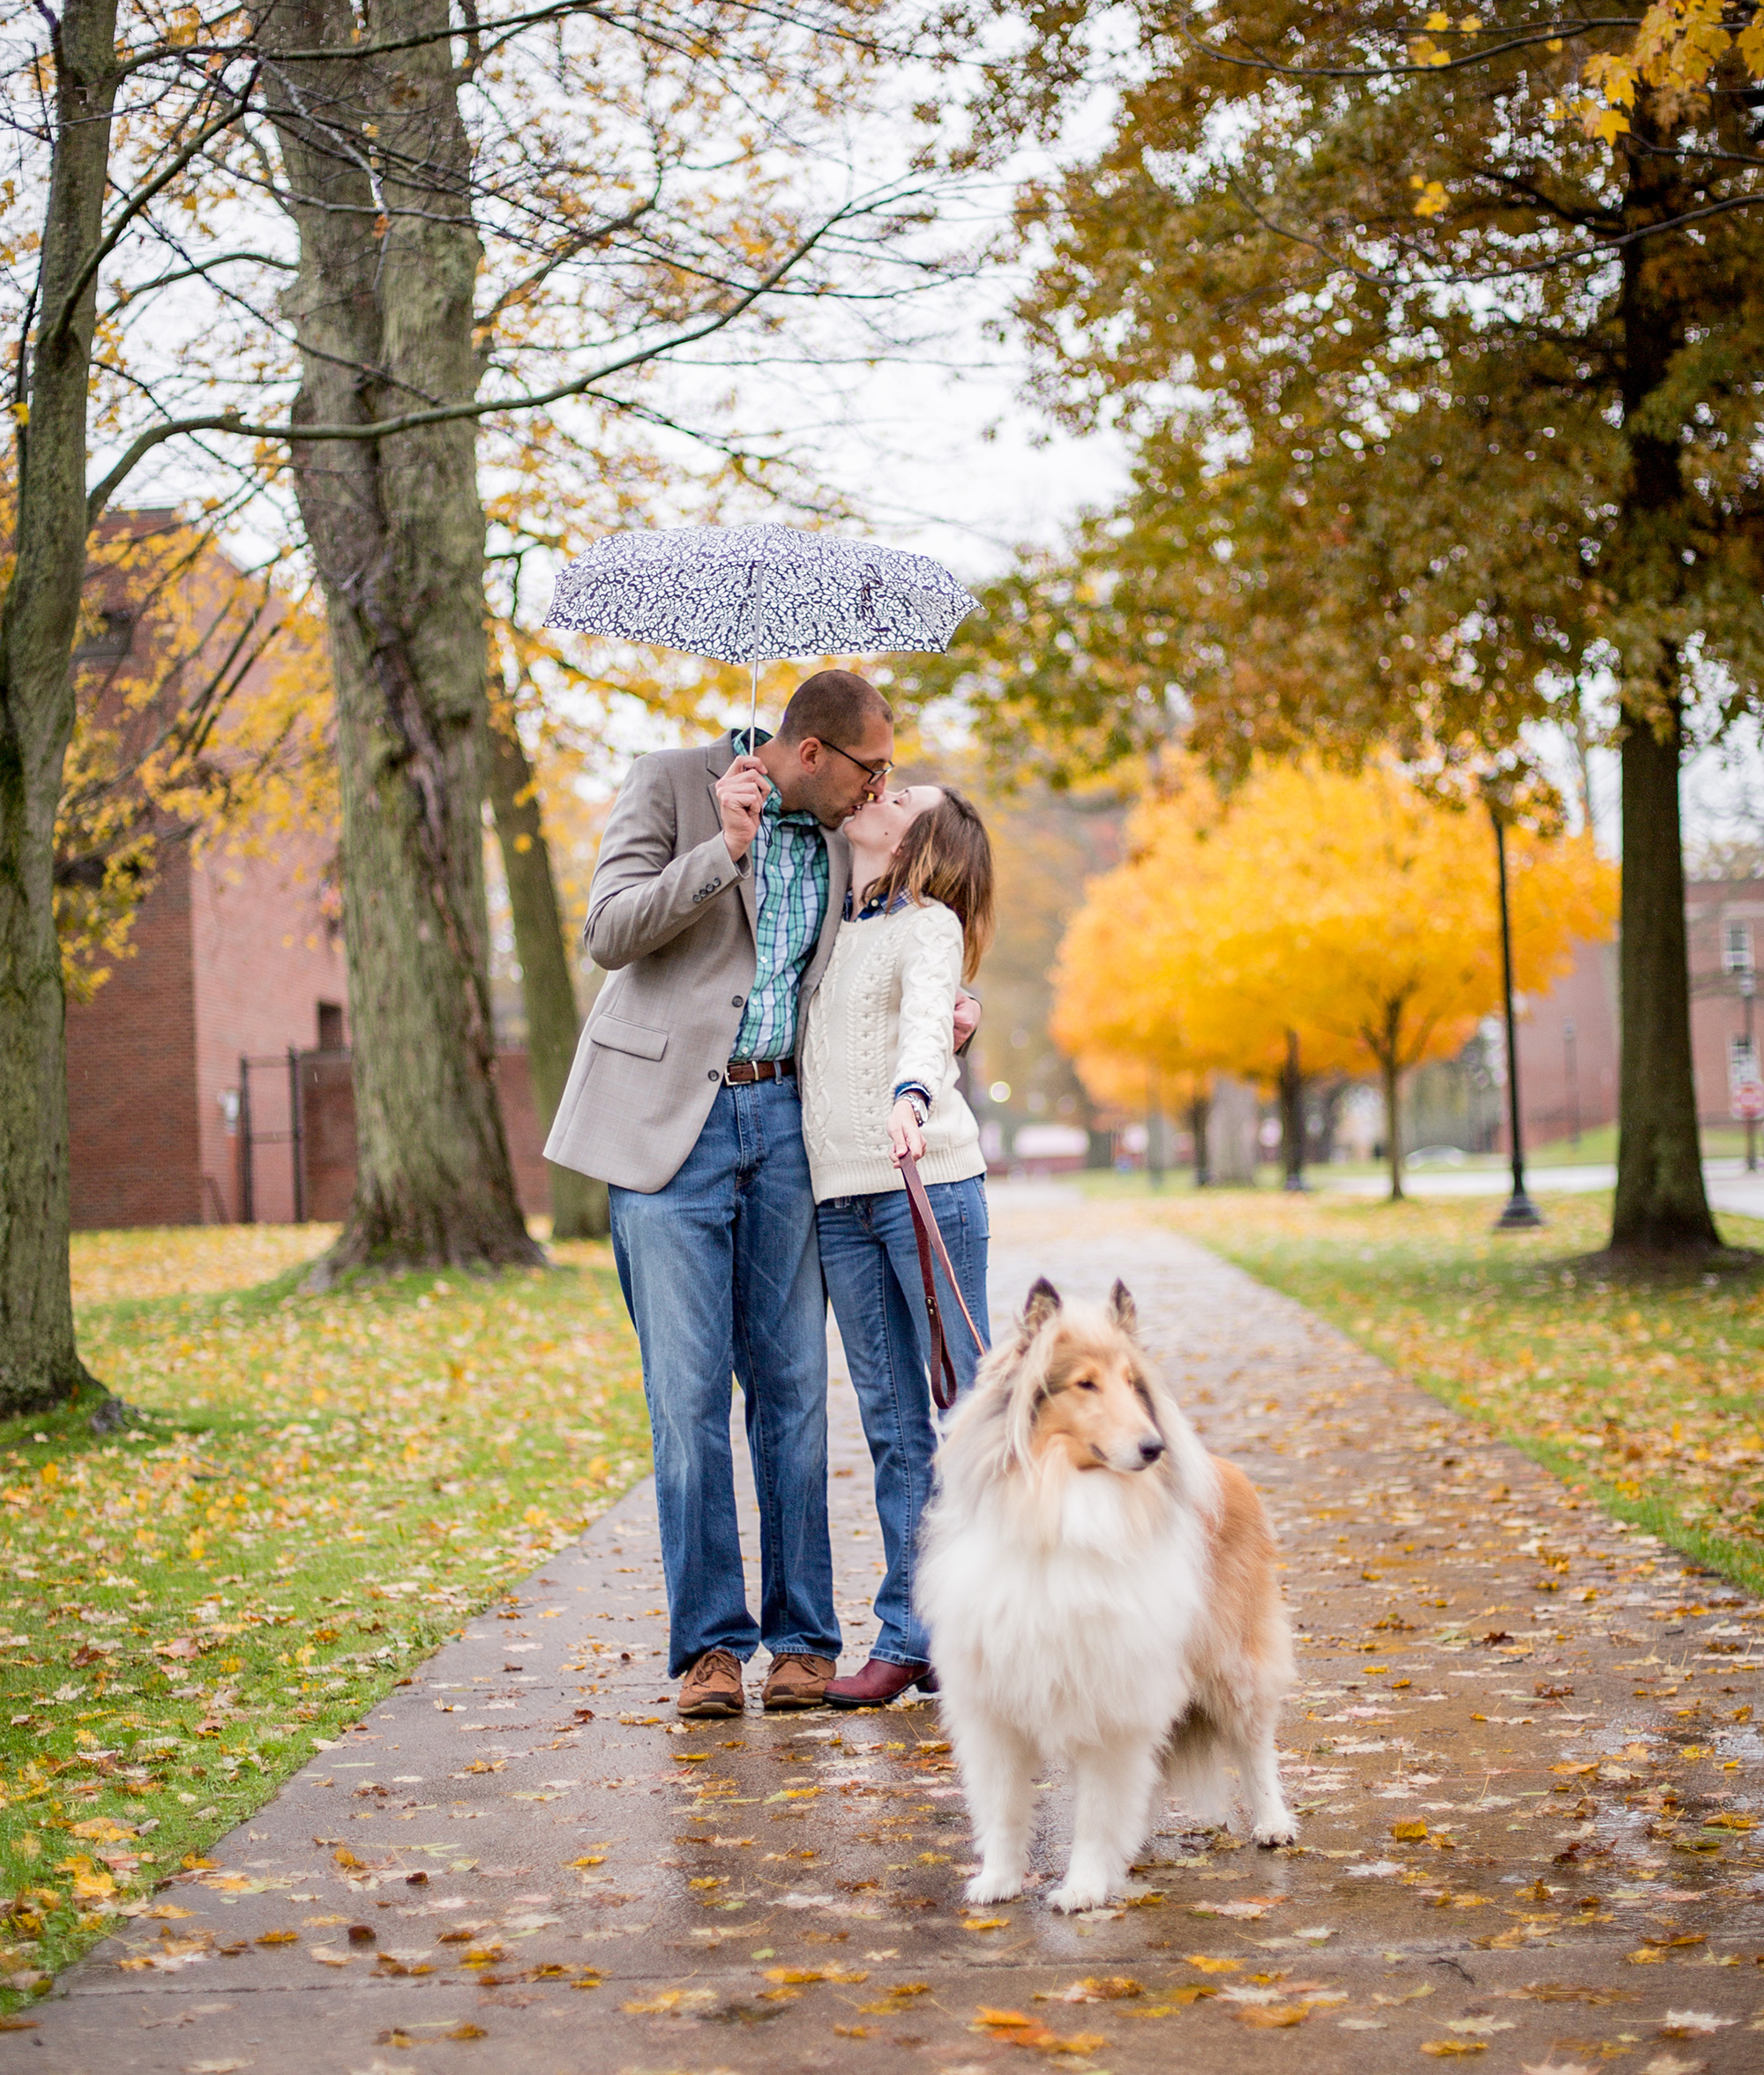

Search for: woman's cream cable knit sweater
xmin=801 ymin=899 xmax=986 ymax=1202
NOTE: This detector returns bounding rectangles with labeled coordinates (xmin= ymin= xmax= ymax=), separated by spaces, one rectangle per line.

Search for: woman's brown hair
xmin=867 ymin=787 xmax=996 ymax=982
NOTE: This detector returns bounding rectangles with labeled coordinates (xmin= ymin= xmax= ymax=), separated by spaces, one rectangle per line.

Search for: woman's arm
xmin=888 ymin=907 xmax=964 ymax=1162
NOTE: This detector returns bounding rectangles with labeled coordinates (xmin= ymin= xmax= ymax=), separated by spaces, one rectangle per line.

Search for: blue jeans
xmin=816 ymin=1176 xmax=990 ymax=1665
xmin=609 ymin=1079 xmax=840 ymax=1678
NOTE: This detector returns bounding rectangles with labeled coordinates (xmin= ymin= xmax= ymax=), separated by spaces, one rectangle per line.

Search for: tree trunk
xmin=1379 ymin=1033 xmax=1405 ymax=1204
xmin=1605 ymin=96 xmax=1719 ymax=1256
xmin=1280 ymin=1027 xmax=1305 ymax=1191
xmin=260 ymin=0 xmax=542 ymax=1281
xmin=1611 ymin=695 xmax=1718 ymax=1250
xmin=485 ymin=718 xmax=608 ymax=1238
xmin=1190 ymin=1087 xmax=1211 ymax=1187
xmin=0 ymin=0 xmax=120 ymax=1415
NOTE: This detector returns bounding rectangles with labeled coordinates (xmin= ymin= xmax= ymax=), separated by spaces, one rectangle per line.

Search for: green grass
xmin=0 ymin=1226 xmax=648 ymax=2007
xmin=1137 ymin=1189 xmax=1764 ymax=1597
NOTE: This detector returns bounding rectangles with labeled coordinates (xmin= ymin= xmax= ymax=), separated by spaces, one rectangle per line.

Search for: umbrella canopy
xmin=542 ymin=522 xmax=978 ymax=665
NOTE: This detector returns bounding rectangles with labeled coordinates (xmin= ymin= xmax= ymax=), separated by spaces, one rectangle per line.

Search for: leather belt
xmin=724 ymin=1057 xmax=795 ymax=1085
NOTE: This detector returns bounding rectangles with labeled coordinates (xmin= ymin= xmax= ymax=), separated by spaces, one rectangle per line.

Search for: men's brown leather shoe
xmin=760 ymin=1653 xmax=836 ymax=1711
xmin=823 ymin=1656 xmax=938 ymax=1709
xmin=677 ymin=1649 xmax=744 ymax=1718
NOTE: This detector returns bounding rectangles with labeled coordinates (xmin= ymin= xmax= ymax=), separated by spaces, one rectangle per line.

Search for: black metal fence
xmin=237 ymin=1049 xmax=305 ymax=1224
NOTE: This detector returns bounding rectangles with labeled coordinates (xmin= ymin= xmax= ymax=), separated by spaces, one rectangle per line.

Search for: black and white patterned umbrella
xmin=543 ymin=522 xmax=978 ymax=739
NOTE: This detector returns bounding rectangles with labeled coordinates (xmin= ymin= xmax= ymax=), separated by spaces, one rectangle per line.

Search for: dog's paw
xmin=1252 ymin=1814 xmax=1298 ymax=1848
xmin=1046 ymin=1879 xmax=1114 ymax=1915
xmin=965 ymin=1870 xmax=1023 ymax=1906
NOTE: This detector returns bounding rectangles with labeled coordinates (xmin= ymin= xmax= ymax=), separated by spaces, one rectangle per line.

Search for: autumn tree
xmin=924 ymin=2 xmax=1764 ymax=1256
xmin=1051 ymin=764 xmax=1618 ymax=1202
xmin=0 ymin=0 xmax=274 ymax=1416
xmin=2 ymin=0 xmax=937 ymax=1403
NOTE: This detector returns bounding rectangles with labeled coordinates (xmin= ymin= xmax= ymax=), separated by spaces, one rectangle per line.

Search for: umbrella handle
xmin=747 ymin=654 xmax=760 ymax=755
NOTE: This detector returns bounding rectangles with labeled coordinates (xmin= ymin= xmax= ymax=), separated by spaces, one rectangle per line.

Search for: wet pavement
xmin=7 ymin=1195 xmax=1762 ymax=2073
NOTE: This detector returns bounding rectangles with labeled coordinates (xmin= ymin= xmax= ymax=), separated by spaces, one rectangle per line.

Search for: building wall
xmin=191 ymin=836 xmax=349 ymax=1225
xmin=1687 ymin=877 xmax=1764 ymax=1123
xmin=65 ymin=847 xmax=205 ymax=1228
xmin=1501 ymin=935 xmax=1622 ymax=1151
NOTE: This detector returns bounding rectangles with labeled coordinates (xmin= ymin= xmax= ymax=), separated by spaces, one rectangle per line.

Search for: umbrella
xmin=543 ymin=521 xmax=978 ymax=745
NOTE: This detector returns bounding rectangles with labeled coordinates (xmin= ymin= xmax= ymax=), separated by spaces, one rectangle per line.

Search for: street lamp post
xmin=1743 ymin=969 xmax=1758 ymax=1174
xmin=1563 ymin=1019 xmax=1580 ymax=1147
xmin=1491 ymin=802 xmax=1543 ymax=1230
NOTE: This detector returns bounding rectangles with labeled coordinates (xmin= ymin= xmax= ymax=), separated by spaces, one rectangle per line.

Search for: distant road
xmin=1319 ymin=1156 xmax=1764 ymax=1220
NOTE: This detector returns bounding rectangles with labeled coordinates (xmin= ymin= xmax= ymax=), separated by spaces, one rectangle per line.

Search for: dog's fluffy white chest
xmin=920 ymin=1480 xmax=1207 ymax=1749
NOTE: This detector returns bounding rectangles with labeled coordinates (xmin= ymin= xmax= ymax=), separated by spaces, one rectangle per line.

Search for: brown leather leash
xmin=900 ymin=1153 xmax=985 ymax=1411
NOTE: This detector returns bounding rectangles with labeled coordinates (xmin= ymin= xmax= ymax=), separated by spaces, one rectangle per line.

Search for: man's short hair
xmin=777 ymin=669 xmax=893 ymax=748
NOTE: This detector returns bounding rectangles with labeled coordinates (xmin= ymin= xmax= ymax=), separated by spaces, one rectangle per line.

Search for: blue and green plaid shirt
xmin=730 ymin=733 xmax=830 ymax=1060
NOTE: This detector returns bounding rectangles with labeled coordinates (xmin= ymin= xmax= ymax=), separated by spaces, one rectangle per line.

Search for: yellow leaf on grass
xmin=69 ymin=1817 xmax=135 ymax=1842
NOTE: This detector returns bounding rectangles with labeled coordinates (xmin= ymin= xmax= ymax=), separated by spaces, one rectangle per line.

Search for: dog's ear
xmin=1022 ymin=1277 xmax=1062 ymax=1331
xmin=1107 ymin=1280 xmax=1138 ymax=1335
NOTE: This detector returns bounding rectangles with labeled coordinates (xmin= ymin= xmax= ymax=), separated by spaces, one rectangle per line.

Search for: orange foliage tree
xmin=1052 ymin=765 xmax=1618 ymax=1200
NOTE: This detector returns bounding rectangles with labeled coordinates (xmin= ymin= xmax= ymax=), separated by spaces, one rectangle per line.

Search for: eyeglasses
xmin=820 ymin=740 xmax=893 ymax=787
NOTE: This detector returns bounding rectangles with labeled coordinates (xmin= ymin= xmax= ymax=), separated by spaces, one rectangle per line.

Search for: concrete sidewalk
xmin=8 ymin=1198 xmax=1762 ymax=2074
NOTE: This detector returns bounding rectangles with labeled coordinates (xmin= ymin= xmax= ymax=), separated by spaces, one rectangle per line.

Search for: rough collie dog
xmin=916 ymin=1276 xmax=1296 ymax=1914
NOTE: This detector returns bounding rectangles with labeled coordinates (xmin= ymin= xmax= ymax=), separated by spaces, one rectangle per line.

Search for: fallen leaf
xmin=1039 ymin=1977 xmax=1143 ymax=2003
xmin=1641 ymin=2059 xmax=1706 ymax=2075
xmin=1238 ymin=2005 xmax=1307 ymax=2028
xmin=1182 ymin=1954 xmax=1241 ymax=1974
xmin=1422 ymin=2044 xmax=1487 ymax=2057
xmin=254 ymin=1929 xmax=298 ymax=1945
xmin=1656 ymin=2014 xmax=1735 ymax=2038
xmin=1391 ymin=1821 xmax=1429 ymax=1842
xmin=445 ymin=2026 xmax=486 ymax=2041
xmin=183 ymin=2062 xmax=251 ymax=2073
xmin=1446 ymin=2018 xmax=1516 ymax=2035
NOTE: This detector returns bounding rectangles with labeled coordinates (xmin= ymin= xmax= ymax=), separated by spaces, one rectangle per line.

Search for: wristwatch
xmin=902 ymin=1093 xmax=930 ymax=1129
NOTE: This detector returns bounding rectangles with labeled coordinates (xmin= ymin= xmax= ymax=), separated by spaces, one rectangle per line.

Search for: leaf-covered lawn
xmin=0 ymin=1228 xmax=647 ymax=2006
xmin=1139 ymin=1188 xmax=1764 ymax=1595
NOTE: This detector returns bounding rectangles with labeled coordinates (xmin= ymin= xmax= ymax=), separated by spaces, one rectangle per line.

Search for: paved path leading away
xmin=10 ymin=1195 xmax=1764 ymax=2075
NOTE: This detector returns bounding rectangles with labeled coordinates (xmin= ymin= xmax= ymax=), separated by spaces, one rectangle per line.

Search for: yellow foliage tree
xmin=1052 ymin=765 xmax=1619 ymax=1200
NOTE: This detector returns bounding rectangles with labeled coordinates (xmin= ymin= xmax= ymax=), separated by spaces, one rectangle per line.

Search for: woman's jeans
xmin=609 ymin=1078 xmax=840 ymax=1679
xmin=816 ymin=1175 xmax=990 ymax=1665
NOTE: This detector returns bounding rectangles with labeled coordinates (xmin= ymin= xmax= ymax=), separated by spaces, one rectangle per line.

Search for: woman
xmin=801 ymin=782 xmax=995 ymax=1707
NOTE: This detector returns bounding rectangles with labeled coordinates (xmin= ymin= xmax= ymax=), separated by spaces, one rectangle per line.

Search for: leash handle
xmin=900 ymin=1152 xmax=985 ymax=1411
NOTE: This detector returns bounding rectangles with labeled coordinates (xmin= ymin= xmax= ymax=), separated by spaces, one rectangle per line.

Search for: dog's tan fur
xmin=917 ymin=1276 xmax=1297 ymax=1912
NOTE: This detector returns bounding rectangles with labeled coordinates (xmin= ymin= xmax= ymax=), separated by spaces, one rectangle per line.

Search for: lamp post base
xmin=1495 ymin=1188 xmax=1544 ymax=1230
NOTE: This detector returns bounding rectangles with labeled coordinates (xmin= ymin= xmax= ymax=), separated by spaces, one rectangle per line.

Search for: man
xmin=547 ymin=670 xmax=945 ymax=1718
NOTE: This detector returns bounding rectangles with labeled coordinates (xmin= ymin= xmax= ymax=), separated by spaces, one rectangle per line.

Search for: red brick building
xmin=65 ymin=834 xmax=350 ymax=1228
xmin=1496 ymin=873 xmax=1764 ymax=1152
xmin=63 ymin=520 xmax=550 ymax=1230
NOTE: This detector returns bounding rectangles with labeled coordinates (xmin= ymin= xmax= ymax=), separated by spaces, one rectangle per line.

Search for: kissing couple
xmin=545 ymin=669 xmax=995 ymax=1714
